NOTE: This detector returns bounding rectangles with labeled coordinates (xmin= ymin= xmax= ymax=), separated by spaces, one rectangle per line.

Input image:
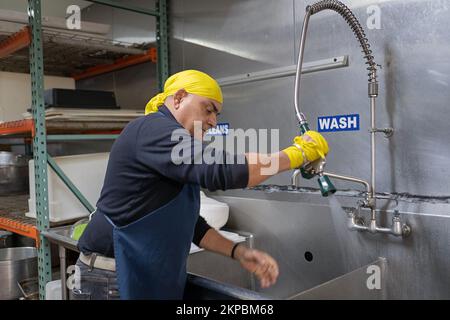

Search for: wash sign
xmin=206 ymin=123 xmax=229 ymax=136
xmin=318 ymin=114 xmax=360 ymax=132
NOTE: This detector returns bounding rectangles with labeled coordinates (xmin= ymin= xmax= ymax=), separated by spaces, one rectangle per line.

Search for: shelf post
xmin=28 ymin=0 xmax=52 ymax=300
xmin=156 ymin=0 xmax=169 ymax=91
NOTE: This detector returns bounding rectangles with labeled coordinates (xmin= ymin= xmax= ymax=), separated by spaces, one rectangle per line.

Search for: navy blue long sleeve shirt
xmin=78 ymin=105 xmax=249 ymax=257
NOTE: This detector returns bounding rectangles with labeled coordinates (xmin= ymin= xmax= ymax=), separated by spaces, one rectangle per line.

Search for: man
xmin=74 ymin=70 xmax=329 ymax=300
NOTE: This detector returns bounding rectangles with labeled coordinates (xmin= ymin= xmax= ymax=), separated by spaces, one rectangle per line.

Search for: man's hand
xmin=199 ymin=229 xmax=279 ymax=288
xmin=234 ymin=245 xmax=279 ymax=288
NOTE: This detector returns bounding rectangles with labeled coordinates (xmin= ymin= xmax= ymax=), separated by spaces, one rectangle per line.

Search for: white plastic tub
xmin=26 ymin=153 xmax=109 ymax=222
xmin=45 ymin=280 xmax=62 ymax=300
xmin=26 ymin=152 xmax=230 ymax=227
xmin=200 ymin=191 xmax=229 ymax=230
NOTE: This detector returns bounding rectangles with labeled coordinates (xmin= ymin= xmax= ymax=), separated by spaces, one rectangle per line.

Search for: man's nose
xmin=208 ymin=114 xmax=217 ymax=128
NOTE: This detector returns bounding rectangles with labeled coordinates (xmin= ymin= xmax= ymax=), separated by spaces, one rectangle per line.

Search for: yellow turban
xmin=145 ymin=70 xmax=223 ymax=115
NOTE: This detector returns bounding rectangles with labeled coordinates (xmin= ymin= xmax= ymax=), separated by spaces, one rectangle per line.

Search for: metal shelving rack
xmin=0 ymin=25 xmax=157 ymax=77
xmin=0 ymin=0 xmax=169 ymax=299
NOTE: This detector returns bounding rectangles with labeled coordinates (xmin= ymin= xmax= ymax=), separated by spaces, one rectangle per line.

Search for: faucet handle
xmin=357 ymin=199 xmax=368 ymax=208
xmin=301 ymin=158 xmax=325 ymax=179
xmin=393 ymin=210 xmax=401 ymax=220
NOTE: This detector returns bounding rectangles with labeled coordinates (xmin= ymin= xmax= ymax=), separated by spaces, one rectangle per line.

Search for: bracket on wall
xmin=217 ymin=55 xmax=349 ymax=87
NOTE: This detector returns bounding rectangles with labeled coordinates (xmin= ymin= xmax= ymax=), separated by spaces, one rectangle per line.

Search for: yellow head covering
xmin=145 ymin=70 xmax=223 ymax=115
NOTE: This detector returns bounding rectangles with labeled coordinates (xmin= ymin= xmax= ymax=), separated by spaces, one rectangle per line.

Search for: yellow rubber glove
xmin=282 ymin=130 xmax=329 ymax=169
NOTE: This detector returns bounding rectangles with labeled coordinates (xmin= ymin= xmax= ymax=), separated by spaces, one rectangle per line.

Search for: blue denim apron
xmin=105 ymin=183 xmax=200 ymax=299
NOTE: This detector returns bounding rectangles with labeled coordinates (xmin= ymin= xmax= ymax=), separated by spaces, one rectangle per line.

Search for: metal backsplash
xmin=172 ymin=0 xmax=450 ymax=198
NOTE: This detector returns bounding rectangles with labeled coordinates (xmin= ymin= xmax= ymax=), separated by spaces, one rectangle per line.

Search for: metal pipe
xmin=375 ymin=225 xmax=392 ymax=234
xmin=291 ymin=169 xmax=301 ymax=186
xmin=347 ymin=212 xmax=368 ymax=232
xmin=84 ymin=0 xmax=160 ymax=16
xmin=322 ymin=172 xmax=375 ymax=212
xmin=294 ymin=10 xmax=311 ymax=123
xmin=370 ymin=96 xmax=376 ymax=220
xmin=322 ymin=172 xmax=372 ymax=195
xmin=47 ymin=134 xmax=119 ymax=141
xmin=370 ymin=96 xmax=376 ymax=197
xmin=59 ymin=245 xmax=67 ymax=300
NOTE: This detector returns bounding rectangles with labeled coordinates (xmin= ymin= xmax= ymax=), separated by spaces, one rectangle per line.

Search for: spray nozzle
xmin=300 ymin=154 xmax=336 ymax=197
xmin=317 ymin=174 xmax=337 ymax=197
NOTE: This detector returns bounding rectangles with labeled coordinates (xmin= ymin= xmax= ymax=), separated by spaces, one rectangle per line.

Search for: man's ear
xmin=173 ymin=89 xmax=188 ymax=109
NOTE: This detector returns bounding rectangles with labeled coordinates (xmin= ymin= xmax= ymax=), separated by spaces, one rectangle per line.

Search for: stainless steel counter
xmin=41 ymin=226 xmax=78 ymax=300
xmin=42 ymin=225 xmax=265 ymax=300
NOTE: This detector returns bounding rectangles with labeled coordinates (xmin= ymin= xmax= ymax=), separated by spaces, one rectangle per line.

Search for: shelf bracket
xmin=0 ymin=26 xmax=30 ymax=59
xmin=72 ymin=48 xmax=157 ymax=80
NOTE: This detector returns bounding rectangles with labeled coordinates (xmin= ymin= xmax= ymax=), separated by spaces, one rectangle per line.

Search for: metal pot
xmin=0 ymin=247 xmax=38 ymax=300
xmin=0 ymin=231 xmax=13 ymax=249
xmin=0 ymin=152 xmax=30 ymax=195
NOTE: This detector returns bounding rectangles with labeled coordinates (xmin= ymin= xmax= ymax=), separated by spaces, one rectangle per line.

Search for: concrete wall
xmin=0 ymin=71 xmax=74 ymax=122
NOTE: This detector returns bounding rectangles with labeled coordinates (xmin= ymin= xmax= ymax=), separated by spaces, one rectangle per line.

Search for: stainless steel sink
xmin=287 ymin=258 xmax=386 ymax=300
xmin=188 ymin=253 xmax=387 ymax=300
xmin=184 ymin=274 xmax=271 ymax=300
xmin=43 ymin=225 xmax=388 ymax=300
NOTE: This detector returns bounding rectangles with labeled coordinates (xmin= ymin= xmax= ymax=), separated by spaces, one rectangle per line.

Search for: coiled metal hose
xmin=294 ymin=0 xmax=378 ymax=123
xmin=308 ymin=0 xmax=378 ymax=82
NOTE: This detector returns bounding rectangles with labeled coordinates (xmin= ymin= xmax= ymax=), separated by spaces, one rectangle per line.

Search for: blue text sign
xmin=206 ymin=123 xmax=229 ymax=136
xmin=318 ymin=114 xmax=360 ymax=132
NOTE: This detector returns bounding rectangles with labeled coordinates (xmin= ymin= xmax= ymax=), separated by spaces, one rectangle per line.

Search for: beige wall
xmin=0 ymin=71 xmax=75 ymax=122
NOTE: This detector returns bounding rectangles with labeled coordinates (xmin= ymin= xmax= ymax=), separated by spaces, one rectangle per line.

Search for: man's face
xmin=174 ymin=90 xmax=223 ymax=140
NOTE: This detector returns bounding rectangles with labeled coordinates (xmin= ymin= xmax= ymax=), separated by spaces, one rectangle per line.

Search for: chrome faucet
xmin=291 ymin=0 xmax=410 ymax=237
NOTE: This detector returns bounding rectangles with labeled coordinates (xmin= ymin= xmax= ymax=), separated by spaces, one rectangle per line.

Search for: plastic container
xmin=45 ymin=280 xmax=62 ymax=300
xmin=199 ymin=191 xmax=229 ymax=230
xmin=26 ymin=153 xmax=109 ymax=222
xmin=26 ymin=152 xmax=228 ymax=225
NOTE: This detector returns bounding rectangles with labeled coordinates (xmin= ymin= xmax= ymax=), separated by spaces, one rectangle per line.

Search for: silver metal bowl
xmin=0 ymin=151 xmax=30 ymax=195
xmin=0 ymin=247 xmax=38 ymax=300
